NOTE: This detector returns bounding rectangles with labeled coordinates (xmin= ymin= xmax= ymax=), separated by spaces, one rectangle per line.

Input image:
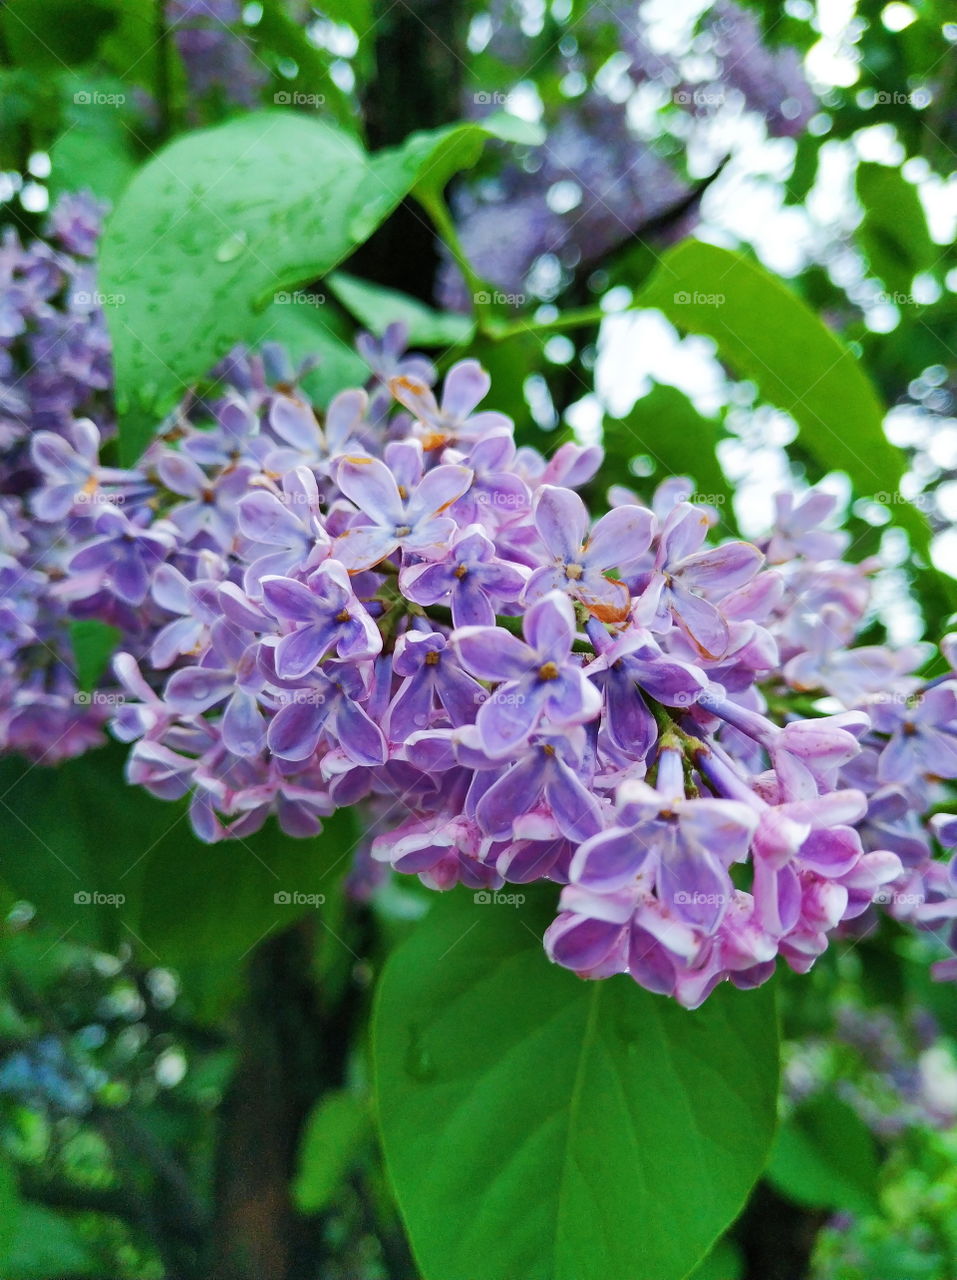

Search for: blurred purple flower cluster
xmin=440 ymin=0 xmax=816 ymax=309
xmin=5 ymin=229 xmax=957 ymax=1003
xmin=0 ymin=195 xmax=120 ymax=761
xmin=166 ymin=0 xmax=266 ymax=108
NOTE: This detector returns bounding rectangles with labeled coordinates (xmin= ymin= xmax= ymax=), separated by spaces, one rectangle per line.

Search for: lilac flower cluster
xmin=166 ymin=0 xmax=266 ymax=109
xmin=0 ymin=195 xmax=123 ymax=761
xmin=7 ymin=287 xmax=957 ymax=1006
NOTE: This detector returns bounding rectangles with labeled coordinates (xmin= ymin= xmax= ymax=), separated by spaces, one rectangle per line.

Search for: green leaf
xmin=68 ymin=619 xmax=121 ymax=693
xmin=47 ymin=76 xmax=139 ymax=204
xmin=374 ymin=889 xmax=779 ymax=1280
xmin=638 ymin=240 xmax=950 ymax=603
xmin=0 ymin=744 xmax=359 ymax=966
xmin=767 ymin=1094 xmax=880 ymax=1217
xmin=327 ymin=271 xmax=475 ymax=347
xmin=136 ymin=802 xmax=359 ymax=969
xmin=293 ymin=1090 xmax=371 ymax=1214
xmin=99 ymin=112 xmax=510 ymax=463
xmin=689 ymin=1238 xmax=744 ymax=1280
xmin=602 ymin=382 xmax=735 ymax=529
xmin=0 ymin=746 xmax=151 ymax=951
xmin=856 ymin=161 xmax=936 ymax=296
xmin=0 ymin=0 xmax=118 ymax=70
xmin=245 ymin=296 xmax=369 ymax=406
xmin=0 ymin=1155 xmax=22 ymax=1266
xmin=3 ymin=1204 xmax=97 ymax=1279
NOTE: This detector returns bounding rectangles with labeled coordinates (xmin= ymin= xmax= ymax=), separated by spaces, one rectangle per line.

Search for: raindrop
xmin=215 ymin=231 xmax=249 ymax=263
xmin=404 ymin=1024 xmax=437 ymax=1082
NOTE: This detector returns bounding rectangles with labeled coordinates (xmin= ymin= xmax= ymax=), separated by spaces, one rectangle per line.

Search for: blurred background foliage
xmin=1 ymin=0 xmax=957 ymax=1277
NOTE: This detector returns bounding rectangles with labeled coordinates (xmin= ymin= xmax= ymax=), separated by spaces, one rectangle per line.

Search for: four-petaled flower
xmin=332 ymin=455 xmax=473 ymax=571
xmin=524 ymin=485 xmax=654 ymax=621
xmin=454 ymin=590 xmax=601 ymax=755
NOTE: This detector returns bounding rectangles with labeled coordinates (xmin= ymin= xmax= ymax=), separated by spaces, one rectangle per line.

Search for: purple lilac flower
xmin=454 ymin=591 xmax=601 ymax=755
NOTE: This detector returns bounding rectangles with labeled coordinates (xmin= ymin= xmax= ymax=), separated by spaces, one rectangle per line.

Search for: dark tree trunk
xmin=349 ymin=0 xmax=467 ymax=302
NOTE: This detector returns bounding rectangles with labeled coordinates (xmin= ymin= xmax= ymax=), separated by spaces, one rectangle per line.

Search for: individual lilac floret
xmin=470 ymin=726 xmax=603 ymax=844
xmin=386 ymin=631 xmax=485 ymax=739
xmin=584 ymin=622 xmax=708 ymax=758
xmin=637 ymin=502 xmax=763 ymax=658
xmin=400 ymin=524 xmax=526 ymax=626
xmin=357 ymin=321 xmax=435 ymax=388
xmin=571 ymin=748 xmax=757 ymax=932
xmin=261 ymin=560 xmax=382 ymax=680
xmin=389 ymin=359 xmax=511 ymax=449
xmin=30 ymin=420 xmax=139 ymax=522
xmin=454 ymin=590 xmax=601 ymax=755
xmin=524 ymin=485 xmax=655 ymax=620
xmin=264 ymin=655 xmax=386 ymax=767
xmin=875 ymin=683 xmax=957 ymax=787
xmin=68 ymin=508 xmax=172 ymax=605
xmin=332 ymin=455 xmax=473 ymax=571
xmin=237 ymin=467 xmax=331 ymax=594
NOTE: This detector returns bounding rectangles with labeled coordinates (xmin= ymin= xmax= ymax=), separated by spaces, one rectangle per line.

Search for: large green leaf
xmin=99 ymin=112 xmax=521 ymax=462
xmin=374 ymin=889 xmax=779 ymax=1280
xmin=767 ymin=1094 xmax=880 ymax=1217
xmin=0 ymin=744 xmax=359 ymax=967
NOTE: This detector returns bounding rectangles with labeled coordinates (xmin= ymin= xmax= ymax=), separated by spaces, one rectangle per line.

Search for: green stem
xmin=417 ymin=190 xmax=495 ymax=335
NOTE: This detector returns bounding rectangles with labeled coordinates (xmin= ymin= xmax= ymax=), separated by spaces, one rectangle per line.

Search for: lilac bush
xmin=6 ymin=214 xmax=957 ymax=1009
